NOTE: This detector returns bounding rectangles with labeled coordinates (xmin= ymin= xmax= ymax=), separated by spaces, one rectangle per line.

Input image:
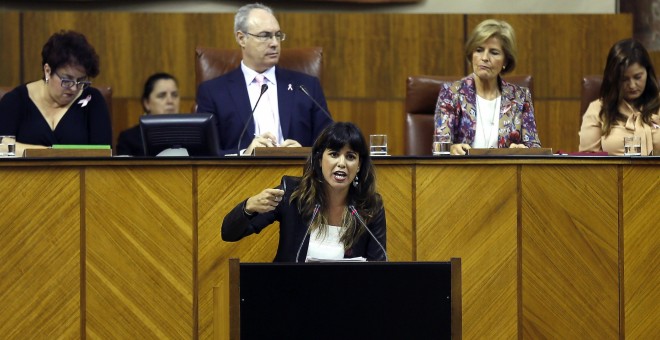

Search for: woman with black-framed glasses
xmin=0 ymin=30 xmax=112 ymax=156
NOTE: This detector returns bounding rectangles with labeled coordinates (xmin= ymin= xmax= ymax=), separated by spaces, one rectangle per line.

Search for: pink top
xmin=579 ymin=99 xmax=660 ymax=155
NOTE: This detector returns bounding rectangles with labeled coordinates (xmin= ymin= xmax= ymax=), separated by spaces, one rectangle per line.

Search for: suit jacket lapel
xmin=229 ymin=69 xmax=255 ymax=138
xmin=276 ymin=67 xmax=293 ymax=139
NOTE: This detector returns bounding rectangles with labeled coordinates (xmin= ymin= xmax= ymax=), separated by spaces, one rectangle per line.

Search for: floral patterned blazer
xmin=434 ymin=74 xmax=541 ymax=148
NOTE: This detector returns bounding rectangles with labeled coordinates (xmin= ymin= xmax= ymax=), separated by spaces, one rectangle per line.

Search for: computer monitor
xmin=140 ymin=113 xmax=222 ymax=157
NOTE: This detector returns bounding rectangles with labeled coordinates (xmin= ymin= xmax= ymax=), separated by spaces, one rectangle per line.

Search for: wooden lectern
xmin=215 ymin=258 xmax=462 ymax=340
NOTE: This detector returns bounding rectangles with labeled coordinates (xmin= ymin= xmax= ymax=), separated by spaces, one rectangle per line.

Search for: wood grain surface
xmin=521 ymin=165 xmax=619 ymax=338
xmin=0 ymin=167 xmax=81 ymax=338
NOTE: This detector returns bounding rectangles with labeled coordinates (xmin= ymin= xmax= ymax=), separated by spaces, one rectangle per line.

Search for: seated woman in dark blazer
xmin=116 ymin=73 xmax=180 ymax=156
xmin=0 ymin=30 xmax=112 ymax=156
xmin=222 ymin=122 xmax=387 ymax=262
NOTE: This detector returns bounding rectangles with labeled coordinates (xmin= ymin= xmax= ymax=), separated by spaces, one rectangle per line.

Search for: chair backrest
xmin=580 ymin=75 xmax=602 ymax=120
xmin=194 ymin=46 xmax=323 ymax=87
xmin=404 ymin=75 xmax=533 ymax=155
xmin=0 ymin=86 xmax=11 ymax=101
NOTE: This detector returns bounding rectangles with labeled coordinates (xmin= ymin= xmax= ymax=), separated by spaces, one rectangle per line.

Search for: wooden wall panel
xmin=521 ymin=165 xmax=619 ymax=339
xmin=0 ymin=168 xmax=80 ymax=339
xmin=534 ymin=99 xmax=581 ymax=152
xmin=0 ymin=12 xmax=21 ymax=87
xmin=623 ymin=165 xmax=660 ymax=339
xmin=416 ymin=164 xmax=518 ymax=339
xmin=85 ymin=167 xmax=194 ymax=338
xmin=328 ymin=99 xmax=405 ymax=155
xmin=279 ymin=13 xmax=465 ymax=99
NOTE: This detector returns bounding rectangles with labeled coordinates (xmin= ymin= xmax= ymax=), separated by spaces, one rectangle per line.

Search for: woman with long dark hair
xmin=580 ymin=38 xmax=660 ymax=155
xmin=222 ymin=122 xmax=386 ymax=262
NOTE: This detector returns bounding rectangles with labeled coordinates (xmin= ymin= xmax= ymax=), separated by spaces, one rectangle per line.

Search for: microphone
xmin=348 ymin=205 xmax=388 ymax=261
xmin=295 ymin=203 xmax=320 ymax=263
xmin=298 ymin=85 xmax=333 ymax=121
xmin=236 ymin=83 xmax=268 ymax=155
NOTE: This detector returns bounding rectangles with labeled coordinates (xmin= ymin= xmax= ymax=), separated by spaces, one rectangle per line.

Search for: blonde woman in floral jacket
xmin=434 ymin=19 xmax=541 ymax=155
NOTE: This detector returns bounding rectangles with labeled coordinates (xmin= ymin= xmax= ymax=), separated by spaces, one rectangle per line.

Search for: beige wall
xmin=0 ymin=0 xmax=616 ymax=13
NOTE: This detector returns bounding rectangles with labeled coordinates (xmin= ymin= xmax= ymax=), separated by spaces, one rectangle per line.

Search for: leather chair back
xmin=405 ymin=75 xmax=533 ymax=155
xmin=195 ymin=46 xmax=323 ymax=87
xmin=0 ymin=86 xmax=11 ymax=101
xmin=580 ymin=75 xmax=602 ymax=120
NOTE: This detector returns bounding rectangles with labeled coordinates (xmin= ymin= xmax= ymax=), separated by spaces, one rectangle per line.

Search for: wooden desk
xmin=0 ymin=156 xmax=657 ymax=339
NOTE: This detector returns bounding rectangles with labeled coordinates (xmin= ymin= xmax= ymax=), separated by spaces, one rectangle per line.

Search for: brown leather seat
xmin=195 ymin=46 xmax=323 ymax=87
xmin=404 ymin=75 xmax=533 ymax=155
xmin=580 ymin=75 xmax=602 ymax=122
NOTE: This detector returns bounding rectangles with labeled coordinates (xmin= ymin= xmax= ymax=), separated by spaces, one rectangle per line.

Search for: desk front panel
xmin=85 ymin=166 xmax=194 ymax=339
xmin=0 ymin=158 xmax=658 ymax=339
xmin=0 ymin=167 xmax=81 ymax=338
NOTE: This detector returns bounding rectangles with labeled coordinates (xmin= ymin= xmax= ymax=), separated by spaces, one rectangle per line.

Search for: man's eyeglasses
xmin=245 ymin=31 xmax=286 ymax=42
xmin=54 ymin=73 xmax=92 ymax=90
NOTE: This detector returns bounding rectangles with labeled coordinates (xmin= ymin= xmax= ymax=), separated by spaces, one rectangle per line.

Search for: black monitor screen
xmin=140 ymin=113 xmax=221 ymax=157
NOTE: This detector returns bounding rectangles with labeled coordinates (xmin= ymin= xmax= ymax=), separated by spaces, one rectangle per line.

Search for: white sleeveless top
xmin=306 ymin=225 xmax=344 ymax=261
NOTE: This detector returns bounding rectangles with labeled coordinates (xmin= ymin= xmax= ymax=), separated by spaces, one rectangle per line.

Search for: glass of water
xmin=0 ymin=135 xmax=16 ymax=157
xmin=369 ymin=134 xmax=388 ymax=156
xmin=432 ymin=134 xmax=451 ymax=156
xmin=623 ymin=136 xmax=641 ymax=156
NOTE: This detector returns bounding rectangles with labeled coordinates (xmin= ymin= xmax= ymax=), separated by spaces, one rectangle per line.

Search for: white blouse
xmin=306 ymin=225 xmax=344 ymax=261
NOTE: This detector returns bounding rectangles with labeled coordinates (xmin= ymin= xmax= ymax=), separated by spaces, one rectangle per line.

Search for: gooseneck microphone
xmin=295 ymin=204 xmax=320 ymax=263
xmin=349 ymin=205 xmax=388 ymax=262
xmin=236 ymin=83 xmax=268 ymax=155
xmin=298 ymin=85 xmax=333 ymax=121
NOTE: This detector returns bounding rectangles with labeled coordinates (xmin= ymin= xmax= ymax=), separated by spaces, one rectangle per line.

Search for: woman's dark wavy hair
xmin=142 ymin=72 xmax=178 ymax=113
xmin=41 ymin=30 xmax=100 ymax=78
xmin=291 ymin=122 xmax=382 ymax=249
xmin=599 ymin=38 xmax=660 ymax=134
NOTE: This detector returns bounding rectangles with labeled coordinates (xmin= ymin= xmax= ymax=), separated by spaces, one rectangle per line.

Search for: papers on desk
xmin=305 ymin=257 xmax=367 ymax=263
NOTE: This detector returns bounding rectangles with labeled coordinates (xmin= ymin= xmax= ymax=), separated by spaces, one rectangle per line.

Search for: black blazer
xmin=221 ymin=176 xmax=387 ymax=262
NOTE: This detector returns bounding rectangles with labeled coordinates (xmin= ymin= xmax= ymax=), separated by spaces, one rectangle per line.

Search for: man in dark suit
xmin=196 ymin=3 xmax=333 ymax=156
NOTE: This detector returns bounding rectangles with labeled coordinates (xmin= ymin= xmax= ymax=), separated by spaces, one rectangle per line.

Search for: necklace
xmin=475 ymin=95 xmax=500 ymax=148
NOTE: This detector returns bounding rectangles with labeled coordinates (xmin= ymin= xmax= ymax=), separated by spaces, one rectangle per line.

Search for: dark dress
xmin=221 ymin=176 xmax=387 ymax=262
xmin=0 ymin=84 xmax=112 ymax=146
xmin=116 ymin=124 xmax=145 ymax=156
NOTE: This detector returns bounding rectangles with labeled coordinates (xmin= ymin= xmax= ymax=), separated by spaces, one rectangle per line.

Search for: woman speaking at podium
xmin=221 ymin=122 xmax=387 ymax=262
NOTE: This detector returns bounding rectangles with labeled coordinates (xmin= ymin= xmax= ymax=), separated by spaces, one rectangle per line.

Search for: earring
xmin=45 ymin=77 xmax=49 ymax=84
xmin=503 ymin=65 xmax=506 ymax=70
xmin=353 ymin=174 xmax=359 ymax=187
